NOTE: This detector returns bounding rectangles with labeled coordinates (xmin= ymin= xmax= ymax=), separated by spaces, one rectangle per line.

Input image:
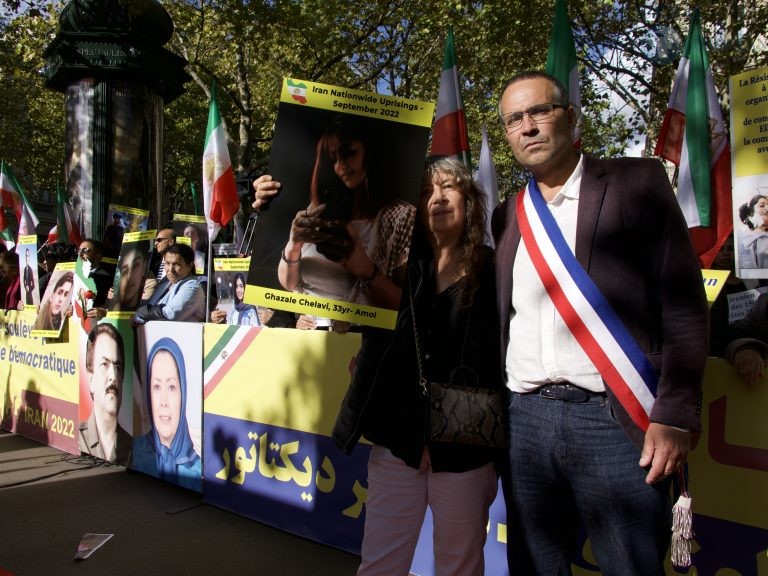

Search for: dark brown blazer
xmin=491 ymin=155 xmax=709 ymax=449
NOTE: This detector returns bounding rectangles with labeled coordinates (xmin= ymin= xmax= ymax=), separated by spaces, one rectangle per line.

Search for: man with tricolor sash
xmin=492 ymin=71 xmax=708 ymax=575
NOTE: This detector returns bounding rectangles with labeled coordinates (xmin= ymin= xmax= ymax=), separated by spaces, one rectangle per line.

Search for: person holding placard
xmin=257 ymin=115 xmax=415 ymax=325
xmin=333 ymin=157 xmax=504 ymax=575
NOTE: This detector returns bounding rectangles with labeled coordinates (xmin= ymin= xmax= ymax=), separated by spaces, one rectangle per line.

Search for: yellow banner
xmin=123 ymin=230 xmax=155 ymax=243
xmin=173 ymin=213 xmax=207 ymax=224
xmin=245 ymin=284 xmax=397 ymax=329
xmin=214 ymin=257 xmax=251 ymax=272
xmin=0 ymin=309 xmax=79 ymax=405
xmin=109 ymin=203 xmax=150 ymax=218
xmin=688 ymin=358 xmax=768 ymax=529
xmin=701 ymin=269 xmax=730 ymax=306
xmin=203 ymin=324 xmax=362 ymax=437
xmin=281 ymin=78 xmax=434 ymax=128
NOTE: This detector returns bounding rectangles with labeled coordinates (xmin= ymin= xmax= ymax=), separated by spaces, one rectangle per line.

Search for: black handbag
xmin=409 ymin=282 xmax=507 ymax=448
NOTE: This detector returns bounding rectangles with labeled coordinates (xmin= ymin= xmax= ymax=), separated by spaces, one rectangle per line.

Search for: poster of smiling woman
xmin=131 ymin=321 xmax=203 ymax=492
xmin=245 ymin=78 xmax=434 ymax=330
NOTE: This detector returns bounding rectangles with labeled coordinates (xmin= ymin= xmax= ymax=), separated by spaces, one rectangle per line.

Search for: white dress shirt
xmin=505 ymin=156 xmax=604 ymax=393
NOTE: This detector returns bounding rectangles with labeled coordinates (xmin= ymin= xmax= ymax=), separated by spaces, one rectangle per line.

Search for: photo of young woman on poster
xmin=246 ymin=80 xmax=431 ymax=330
xmin=259 ymin=114 xmax=415 ymax=321
xmin=228 ymin=272 xmax=260 ymax=326
xmin=737 ymin=191 xmax=768 ymax=271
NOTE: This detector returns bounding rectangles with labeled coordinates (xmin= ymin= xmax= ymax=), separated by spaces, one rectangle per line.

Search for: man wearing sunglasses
xmin=492 ymin=71 xmax=708 ymax=575
xmin=150 ymin=228 xmax=176 ymax=282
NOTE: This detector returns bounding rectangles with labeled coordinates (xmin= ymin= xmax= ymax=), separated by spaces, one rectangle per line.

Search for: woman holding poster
xmin=332 ymin=157 xmax=504 ymax=575
xmin=273 ymin=115 xmax=415 ymax=315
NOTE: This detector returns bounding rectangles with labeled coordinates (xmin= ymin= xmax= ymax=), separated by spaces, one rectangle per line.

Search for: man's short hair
xmin=82 ymin=238 xmax=105 ymax=256
xmin=159 ymin=228 xmax=176 ymax=240
xmin=165 ymin=243 xmax=196 ymax=267
xmin=498 ymin=71 xmax=571 ymax=116
xmin=85 ymin=323 xmax=124 ymax=374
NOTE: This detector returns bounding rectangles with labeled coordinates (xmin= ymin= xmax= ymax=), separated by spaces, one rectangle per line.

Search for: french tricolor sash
xmin=516 ymin=178 xmax=658 ymax=431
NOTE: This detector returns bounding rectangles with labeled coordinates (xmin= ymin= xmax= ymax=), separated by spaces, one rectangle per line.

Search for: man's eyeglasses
xmin=154 ymin=237 xmax=172 ymax=243
xmin=500 ymin=103 xmax=568 ymax=133
xmin=78 ymin=247 xmax=91 ymax=255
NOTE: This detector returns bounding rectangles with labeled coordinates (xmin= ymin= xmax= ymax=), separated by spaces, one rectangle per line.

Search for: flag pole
xmin=205 ymin=239 xmax=214 ymax=322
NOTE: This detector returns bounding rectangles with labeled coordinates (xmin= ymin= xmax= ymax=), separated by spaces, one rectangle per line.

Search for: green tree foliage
xmin=0 ymin=2 xmax=63 ymax=197
xmin=2 ymin=0 xmax=767 ymax=204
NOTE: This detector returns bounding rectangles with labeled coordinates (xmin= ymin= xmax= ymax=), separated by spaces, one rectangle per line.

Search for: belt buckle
xmin=539 ymin=383 xmax=590 ymax=402
xmin=562 ymin=385 xmax=589 ymax=403
xmin=539 ymin=385 xmax=560 ymax=400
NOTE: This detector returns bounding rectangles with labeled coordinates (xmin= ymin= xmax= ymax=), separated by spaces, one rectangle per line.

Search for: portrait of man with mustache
xmin=79 ymin=323 xmax=132 ymax=464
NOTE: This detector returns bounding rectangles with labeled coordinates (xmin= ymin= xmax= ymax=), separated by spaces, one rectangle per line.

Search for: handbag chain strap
xmin=408 ymin=276 xmax=429 ymax=397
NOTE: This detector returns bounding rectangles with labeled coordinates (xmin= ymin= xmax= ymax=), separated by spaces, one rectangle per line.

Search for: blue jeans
xmin=501 ymin=391 xmax=671 ymax=576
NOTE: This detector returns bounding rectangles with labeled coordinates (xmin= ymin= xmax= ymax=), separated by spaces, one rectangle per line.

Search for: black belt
xmin=536 ymin=383 xmax=605 ymax=403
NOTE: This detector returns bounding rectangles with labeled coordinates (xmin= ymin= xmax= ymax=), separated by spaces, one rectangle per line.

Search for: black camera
xmin=320 ymin=185 xmax=353 ymax=222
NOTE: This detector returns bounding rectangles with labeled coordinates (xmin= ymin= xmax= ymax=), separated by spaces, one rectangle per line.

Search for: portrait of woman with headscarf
xmin=132 ymin=337 xmax=202 ymax=491
xmin=228 ymin=272 xmax=260 ymax=326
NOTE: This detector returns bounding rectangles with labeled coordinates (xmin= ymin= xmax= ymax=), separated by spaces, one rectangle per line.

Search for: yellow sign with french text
xmin=730 ymin=67 xmax=768 ymax=178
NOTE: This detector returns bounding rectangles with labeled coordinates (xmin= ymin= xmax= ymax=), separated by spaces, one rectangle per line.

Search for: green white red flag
xmin=476 ymin=126 xmax=499 ymax=248
xmin=0 ymin=160 xmax=39 ymax=239
xmin=47 ymin=181 xmax=83 ymax=246
xmin=0 ymin=228 xmax=12 ymax=250
xmin=431 ymin=28 xmax=471 ymax=169
xmin=546 ymin=0 xmax=581 ymax=146
xmin=655 ymin=9 xmax=732 ymax=267
xmin=202 ymin=82 xmax=239 ymax=242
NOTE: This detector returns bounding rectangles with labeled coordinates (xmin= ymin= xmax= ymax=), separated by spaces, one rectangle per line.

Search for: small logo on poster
xmin=287 ymin=79 xmax=308 ymax=104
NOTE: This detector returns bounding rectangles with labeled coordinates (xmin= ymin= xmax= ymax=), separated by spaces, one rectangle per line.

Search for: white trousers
xmin=357 ymin=445 xmax=497 ymax=576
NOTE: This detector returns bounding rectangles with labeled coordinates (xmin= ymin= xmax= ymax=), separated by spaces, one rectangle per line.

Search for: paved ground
xmin=0 ymin=430 xmax=361 ymax=575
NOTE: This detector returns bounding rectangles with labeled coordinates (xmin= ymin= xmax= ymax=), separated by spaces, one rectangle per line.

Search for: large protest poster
xmin=202 ymin=325 xmax=367 ymax=552
xmin=103 ymin=203 xmax=149 ymax=259
xmin=30 ymin=262 xmax=76 ymax=339
xmin=731 ymin=67 xmax=768 ymax=279
xmin=0 ymin=309 xmax=80 ymax=454
xmin=76 ymin=318 xmax=135 ymax=465
xmin=212 ymin=257 xmax=262 ymax=326
xmin=131 ymin=321 xmax=203 ymax=492
xmin=173 ymin=214 xmax=207 ymax=275
xmin=107 ymin=230 xmax=153 ymax=315
xmin=245 ymin=78 xmax=434 ymax=329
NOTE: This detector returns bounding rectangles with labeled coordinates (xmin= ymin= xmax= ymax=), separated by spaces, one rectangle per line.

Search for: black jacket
xmin=332 ymin=237 xmax=505 ymax=473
